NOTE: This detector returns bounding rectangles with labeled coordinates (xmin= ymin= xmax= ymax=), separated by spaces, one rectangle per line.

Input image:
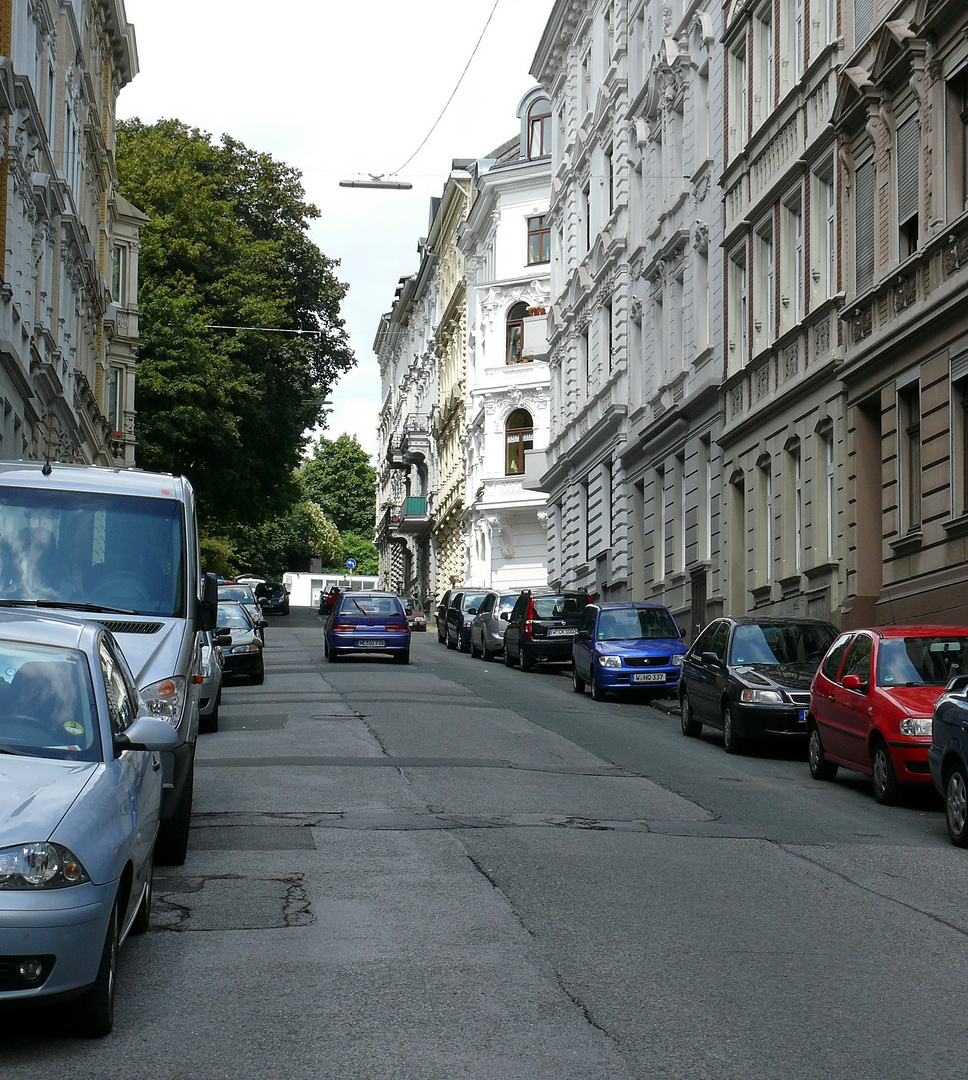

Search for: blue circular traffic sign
xmin=345 ymin=558 xmax=358 ymax=571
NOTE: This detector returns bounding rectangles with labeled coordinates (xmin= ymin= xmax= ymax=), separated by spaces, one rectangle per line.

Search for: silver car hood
xmin=107 ymin=617 xmax=193 ymax=690
xmin=0 ymin=758 xmax=97 ymax=847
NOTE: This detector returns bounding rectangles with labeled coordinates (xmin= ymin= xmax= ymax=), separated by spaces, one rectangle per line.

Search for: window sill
xmin=749 ymin=584 xmax=772 ymax=603
xmin=943 ymin=514 xmax=968 ymax=538
xmin=889 ymin=530 xmax=923 ymax=555
xmin=803 ymin=560 xmax=840 ymax=581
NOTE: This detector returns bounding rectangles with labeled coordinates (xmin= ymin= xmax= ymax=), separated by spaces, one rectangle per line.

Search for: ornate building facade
xmin=0 ymin=0 xmax=142 ymax=466
xmin=460 ymin=89 xmax=553 ymax=592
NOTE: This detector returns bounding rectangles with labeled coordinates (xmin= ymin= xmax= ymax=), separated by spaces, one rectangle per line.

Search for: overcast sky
xmin=117 ymin=0 xmax=555 ymax=460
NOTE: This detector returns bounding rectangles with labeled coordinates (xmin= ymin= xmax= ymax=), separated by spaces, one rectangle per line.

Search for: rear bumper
xmin=523 ymin=637 xmax=575 ymax=663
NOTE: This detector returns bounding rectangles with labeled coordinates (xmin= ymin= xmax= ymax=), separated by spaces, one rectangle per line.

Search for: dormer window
xmin=528 ymin=99 xmax=551 ymax=159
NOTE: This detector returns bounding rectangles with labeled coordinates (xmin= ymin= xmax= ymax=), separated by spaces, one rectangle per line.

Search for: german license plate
xmin=548 ymin=628 xmax=575 ymax=637
xmin=632 ymin=673 xmax=666 ymax=684
xmin=798 ymin=709 xmax=806 ymax=723
xmin=359 ymin=639 xmax=385 ymax=647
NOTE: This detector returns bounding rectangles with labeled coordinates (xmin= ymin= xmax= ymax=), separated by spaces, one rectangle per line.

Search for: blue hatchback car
xmin=324 ymin=591 xmax=411 ymax=664
xmin=929 ymin=674 xmax=968 ymax=846
xmin=572 ymin=602 xmax=686 ymax=700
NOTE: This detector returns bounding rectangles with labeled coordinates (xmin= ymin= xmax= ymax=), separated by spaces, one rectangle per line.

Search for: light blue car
xmin=0 ymin=610 xmax=178 ymax=1036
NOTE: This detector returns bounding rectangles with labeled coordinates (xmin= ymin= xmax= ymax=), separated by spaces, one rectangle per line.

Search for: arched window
xmin=506 ymin=302 xmax=529 ymax=365
xmin=527 ymin=99 xmax=551 ymax=159
xmin=505 ymin=409 xmax=534 ymax=475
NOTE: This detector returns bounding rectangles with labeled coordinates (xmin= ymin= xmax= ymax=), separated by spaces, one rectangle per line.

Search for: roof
xmin=0 ymin=462 xmax=189 ymax=501
xmin=867 ymin=625 xmax=968 ymax=638
xmin=594 ymin=602 xmax=673 ymax=611
xmin=0 ymin=608 xmax=95 ymax=650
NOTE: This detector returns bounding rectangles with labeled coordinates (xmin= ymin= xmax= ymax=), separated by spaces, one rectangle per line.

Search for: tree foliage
xmin=299 ymin=434 xmax=376 ymax=535
xmin=116 ymin=119 xmax=354 ymax=531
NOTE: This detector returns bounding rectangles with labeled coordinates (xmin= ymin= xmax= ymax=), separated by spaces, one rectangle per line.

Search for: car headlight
xmin=0 ymin=843 xmax=90 ymax=890
xmin=141 ymin=675 xmax=189 ymax=729
xmin=900 ymin=716 xmax=932 ymax=736
xmin=672 ymin=653 xmax=686 ymax=666
xmin=231 ymin=643 xmax=260 ymax=654
xmin=598 ymin=655 xmax=622 ymax=668
xmin=740 ymin=689 xmax=784 ymax=704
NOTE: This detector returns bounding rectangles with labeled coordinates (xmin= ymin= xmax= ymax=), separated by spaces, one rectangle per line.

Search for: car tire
xmin=70 ymin=899 xmax=119 ymax=1038
xmin=944 ymin=763 xmax=968 ymax=847
xmin=504 ymin=645 xmax=516 ymax=667
xmin=446 ymin=631 xmax=457 ymax=650
xmin=572 ymin=665 xmax=585 ymax=693
xmin=328 ymin=649 xmax=341 ymax=663
xmin=722 ymin=704 xmax=743 ymax=754
xmin=199 ymin=690 xmax=220 ymax=734
xmin=251 ymin=662 xmax=265 ymax=686
xmin=457 ymin=630 xmax=468 ymax=653
xmin=131 ymin=859 xmax=153 ymax=936
xmin=590 ymin=672 xmax=606 ymax=701
xmin=519 ymin=647 xmax=533 ymax=672
xmin=808 ymin=724 xmax=838 ymax=780
xmin=680 ymin=693 xmax=702 ymax=737
xmin=396 ymin=649 xmax=410 ymax=665
xmin=871 ymin=740 xmax=900 ymax=804
xmin=155 ymin=752 xmax=193 ymax=866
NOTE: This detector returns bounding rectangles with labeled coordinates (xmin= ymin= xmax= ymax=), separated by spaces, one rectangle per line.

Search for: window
xmin=951 ymin=370 xmax=968 ymax=516
xmin=99 ymin=638 xmax=136 ymax=735
xmin=946 ymin=70 xmax=968 ymax=219
xmin=728 ymin=43 xmax=748 ymax=157
xmin=505 ymin=302 xmax=529 ymax=365
xmin=840 ymin=633 xmax=873 ymax=684
xmin=821 ymin=634 xmax=854 ymax=681
xmin=728 ymin=246 xmax=748 ymax=371
xmin=654 ymin=466 xmax=666 ymax=583
xmin=602 ymin=300 xmax=614 ymax=373
xmin=812 ymin=158 xmax=837 ymax=304
xmin=753 ymin=217 xmax=775 ymax=351
xmin=602 ymin=460 xmax=612 ymax=548
xmin=581 ymin=183 xmax=591 ymax=253
xmin=527 ymin=99 xmax=551 ymax=158
xmin=854 ymin=0 xmax=874 ymax=46
xmin=528 ymin=215 xmax=550 ymax=264
xmin=759 ymin=458 xmax=774 ymax=584
xmin=780 ymin=0 xmax=805 ymax=97
xmin=754 ymin=5 xmax=775 ymax=129
xmin=605 ymin=144 xmax=615 ymax=217
xmin=579 ymin=324 xmax=590 ymax=387
xmin=788 ymin=442 xmax=803 ymax=573
xmin=780 ymin=191 xmax=804 ymax=331
xmin=899 ymin=382 xmax=922 ymax=533
xmin=107 ymin=366 xmax=124 ymax=433
xmin=823 ymin=427 xmax=836 ymax=560
xmin=111 ymin=245 xmax=126 ymax=304
xmin=505 ymin=409 xmax=534 ymax=475
xmin=854 ymin=159 xmax=876 ymax=293
xmin=896 ymin=115 xmax=919 ymax=258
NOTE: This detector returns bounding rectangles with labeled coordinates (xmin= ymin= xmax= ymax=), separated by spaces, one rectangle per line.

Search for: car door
xmin=474 ymin=593 xmax=495 ymax=648
xmin=824 ymin=633 xmax=874 ymax=765
xmin=812 ymin=633 xmax=854 ymax=748
xmin=505 ymin=595 xmax=526 ymax=660
xmin=573 ymin=604 xmax=598 ymax=680
xmin=684 ymin=620 xmax=725 ymax=721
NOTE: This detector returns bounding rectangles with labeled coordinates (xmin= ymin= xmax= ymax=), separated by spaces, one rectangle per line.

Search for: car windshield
xmin=532 ymin=596 xmax=585 ymax=619
xmin=219 ymin=586 xmax=256 ymax=603
xmin=0 ymin=642 xmax=100 ymax=762
xmin=730 ymin=623 xmax=836 ymax=666
xmin=876 ymin=636 xmax=968 ymax=687
xmin=0 ymin=486 xmax=185 ymax=617
xmin=217 ymin=603 xmax=251 ymax=630
xmin=597 ymin=608 xmax=680 ymax=641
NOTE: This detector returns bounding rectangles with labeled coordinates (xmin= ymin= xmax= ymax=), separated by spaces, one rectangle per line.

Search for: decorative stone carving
xmin=850 ymin=305 xmax=873 ymax=343
xmin=692 ymin=220 xmax=709 ymax=253
xmin=783 ymin=344 xmax=799 ymax=380
xmin=894 ymin=273 xmax=917 ymax=313
xmin=730 ymin=386 xmax=744 ymax=418
xmin=815 ymin=320 xmax=830 ymax=356
xmin=755 ymin=365 xmax=770 ymax=400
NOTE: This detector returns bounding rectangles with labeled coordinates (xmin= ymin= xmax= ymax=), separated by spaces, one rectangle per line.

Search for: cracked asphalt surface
xmin=3 ymin=607 xmax=968 ymax=1078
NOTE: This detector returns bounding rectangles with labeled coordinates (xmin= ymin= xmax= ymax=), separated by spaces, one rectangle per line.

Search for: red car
xmin=808 ymin=625 xmax=968 ymax=803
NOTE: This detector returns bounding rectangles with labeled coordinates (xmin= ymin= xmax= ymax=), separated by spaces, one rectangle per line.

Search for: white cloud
xmin=119 ymin=0 xmax=553 ymax=461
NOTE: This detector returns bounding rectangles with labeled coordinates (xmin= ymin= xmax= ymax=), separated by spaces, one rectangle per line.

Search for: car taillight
xmin=333 ymin=623 xmax=355 ymax=632
xmin=524 ymin=598 xmax=535 ymax=639
xmin=387 ymin=621 xmax=408 ymax=631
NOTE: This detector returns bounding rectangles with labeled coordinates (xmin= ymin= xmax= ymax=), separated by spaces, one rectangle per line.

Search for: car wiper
xmin=0 ymin=745 xmax=30 ymax=756
xmin=0 ymin=598 xmax=141 ymax=616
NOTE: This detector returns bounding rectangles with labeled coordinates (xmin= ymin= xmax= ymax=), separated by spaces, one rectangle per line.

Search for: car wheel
xmin=871 ymin=740 xmax=900 ymax=804
xmin=469 ymin=635 xmax=479 ymax=658
xmin=808 ymin=724 xmax=838 ymax=780
xmin=481 ymin=642 xmax=494 ymax=662
xmin=446 ymin=631 xmax=457 ymax=650
xmin=590 ymin=672 xmax=606 ymax=701
xmin=504 ymin=645 xmax=516 ymax=667
xmin=572 ymin=664 xmax=585 ymax=694
xmin=457 ymin=630 xmax=468 ymax=653
xmin=328 ymin=649 xmax=341 ymax=663
xmin=519 ymin=647 xmax=533 ymax=672
xmin=680 ymin=693 xmax=702 ymax=737
xmin=155 ymin=752 xmax=194 ymax=866
xmin=70 ymin=900 xmax=119 ymax=1038
xmin=722 ymin=704 xmax=743 ymax=754
xmin=131 ymin=858 xmax=153 ymax=935
xmin=945 ymin=763 xmax=968 ymax=847
xmin=199 ymin=692 xmax=220 ymax=734
xmin=396 ymin=649 xmax=410 ymax=665
xmin=251 ymin=662 xmax=265 ymax=686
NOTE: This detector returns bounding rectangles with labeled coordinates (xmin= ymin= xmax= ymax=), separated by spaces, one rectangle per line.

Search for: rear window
xmin=531 ymin=595 xmax=586 ymax=619
xmin=730 ymin=623 xmax=836 ymax=667
xmin=877 ymin=636 xmax=968 ymax=687
xmin=340 ymin=596 xmax=403 ymax=617
xmin=462 ymin=593 xmax=487 ymax=610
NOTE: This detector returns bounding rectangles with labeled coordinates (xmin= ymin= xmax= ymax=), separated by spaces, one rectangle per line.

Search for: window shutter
xmin=897 ymin=117 xmax=919 ymax=225
xmin=854 ymin=0 xmax=874 ymax=43
xmin=855 ymin=161 xmax=876 ymax=293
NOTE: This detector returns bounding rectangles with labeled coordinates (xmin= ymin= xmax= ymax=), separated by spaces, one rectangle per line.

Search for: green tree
xmin=324 ymin=531 xmax=379 ymax=576
xmin=298 ymin=434 xmax=376 ymax=535
xmin=232 ymin=501 xmax=341 ymax=580
xmin=116 ymin=119 xmax=354 ymax=530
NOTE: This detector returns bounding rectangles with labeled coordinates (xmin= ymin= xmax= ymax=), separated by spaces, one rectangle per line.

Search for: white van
xmin=0 ymin=462 xmax=218 ymax=864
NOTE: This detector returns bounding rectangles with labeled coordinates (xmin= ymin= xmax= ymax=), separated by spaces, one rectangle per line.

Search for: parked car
xmin=679 ymin=616 xmax=837 ymax=753
xmin=218 ymin=584 xmax=267 ymax=639
xmin=503 ymin=588 xmax=590 ymax=671
xmin=402 ymin=597 xmax=427 ymax=632
xmin=435 ymin=589 xmax=454 ymax=643
xmin=215 ymin=602 xmax=265 ymax=685
xmin=324 ymin=591 xmax=411 ymax=664
xmin=808 ymin=625 xmax=968 ymax=803
xmin=256 ymin=581 xmax=290 ymax=616
xmin=446 ymin=590 xmax=489 ymax=652
xmin=319 ymin=585 xmax=342 ymax=616
xmin=198 ymin=629 xmax=224 ymax=733
xmin=0 ymin=609 xmax=179 ymax=1036
xmin=572 ymin=602 xmax=686 ymax=700
xmin=929 ymin=675 xmax=968 ymax=845
xmin=469 ymin=591 xmax=518 ymax=660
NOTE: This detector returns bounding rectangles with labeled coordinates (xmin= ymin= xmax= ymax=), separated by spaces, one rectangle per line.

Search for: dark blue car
xmin=324 ymin=592 xmax=411 ymax=664
xmin=572 ymin=602 xmax=686 ymax=701
xmin=929 ymin=675 xmax=968 ymax=846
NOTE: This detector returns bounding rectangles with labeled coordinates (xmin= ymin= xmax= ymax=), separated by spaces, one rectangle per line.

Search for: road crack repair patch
xmin=152 ymin=873 xmax=313 ymax=932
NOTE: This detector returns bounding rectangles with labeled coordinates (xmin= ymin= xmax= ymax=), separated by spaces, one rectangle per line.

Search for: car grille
xmin=625 ymin=656 xmax=670 ymax=667
xmin=97 ymin=620 xmax=164 ymax=635
xmin=785 ymin=691 xmax=811 ymax=706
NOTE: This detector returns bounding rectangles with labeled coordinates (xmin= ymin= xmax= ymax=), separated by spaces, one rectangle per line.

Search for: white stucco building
xmin=460 ymin=88 xmax=553 ymax=592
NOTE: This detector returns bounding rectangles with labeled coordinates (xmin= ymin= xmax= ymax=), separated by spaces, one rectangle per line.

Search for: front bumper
xmin=886 ymin=738 xmax=933 ymax=783
xmin=733 ymin=702 xmax=809 ymax=737
xmin=0 ymin=881 xmax=115 ymax=1001
xmin=597 ymin=666 xmax=681 ymax=691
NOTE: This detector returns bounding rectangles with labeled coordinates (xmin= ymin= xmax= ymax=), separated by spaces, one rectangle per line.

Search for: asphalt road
xmin=3 ymin=607 xmax=967 ymax=1078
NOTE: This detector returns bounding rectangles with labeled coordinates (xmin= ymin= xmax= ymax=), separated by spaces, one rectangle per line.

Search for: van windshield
xmin=0 ymin=487 xmax=186 ymax=618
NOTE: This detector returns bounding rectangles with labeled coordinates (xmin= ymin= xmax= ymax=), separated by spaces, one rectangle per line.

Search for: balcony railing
xmin=404 ymin=496 xmax=427 ymax=516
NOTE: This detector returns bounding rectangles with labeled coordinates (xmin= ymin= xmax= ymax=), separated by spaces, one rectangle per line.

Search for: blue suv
xmin=572 ymin=602 xmax=686 ymax=701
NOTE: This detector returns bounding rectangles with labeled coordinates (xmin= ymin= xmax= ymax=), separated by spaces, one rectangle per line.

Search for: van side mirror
xmin=198 ymin=573 xmax=218 ymax=632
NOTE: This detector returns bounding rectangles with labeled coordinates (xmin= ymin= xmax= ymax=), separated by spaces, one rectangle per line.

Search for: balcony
xmin=386 ymin=435 xmax=406 ymax=469
xmin=396 ymin=495 xmax=432 ymax=536
xmin=401 ymin=413 xmax=432 ymax=464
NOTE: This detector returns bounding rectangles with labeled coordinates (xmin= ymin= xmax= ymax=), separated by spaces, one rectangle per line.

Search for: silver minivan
xmin=0 ymin=462 xmax=217 ymax=864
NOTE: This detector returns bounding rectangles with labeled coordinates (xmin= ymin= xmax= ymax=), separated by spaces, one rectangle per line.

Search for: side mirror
xmin=842 ymin=673 xmax=868 ymax=692
xmin=198 ymin=573 xmax=219 ymax=632
xmin=577 ymin=630 xmax=591 ymax=641
xmin=115 ymin=715 xmax=180 ymax=755
xmin=702 ymin=651 xmax=721 ymax=666
xmin=945 ymin=674 xmax=968 ymax=694
xmin=214 ymin=629 xmax=231 ymax=644
xmin=258 ymin=618 xmax=268 ymax=629
xmin=500 ymin=611 xmax=510 ymax=622
xmin=467 ymin=607 xmax=478 ymax=616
